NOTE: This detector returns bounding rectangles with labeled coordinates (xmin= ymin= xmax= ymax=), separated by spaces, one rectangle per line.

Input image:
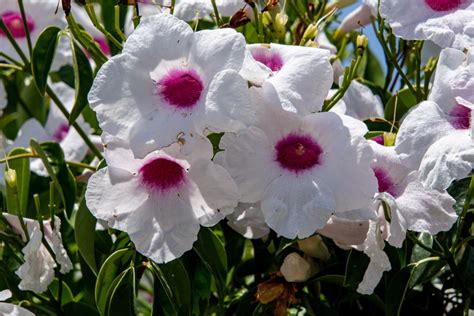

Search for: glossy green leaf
xmin=193 ymin=227 xmax=227 ymax=300
xmin=75 ymin=197 xmax=98 ymax=275
xmin=106 ymin=267 xmax=136 ymax=316
xmin=191 ymin=263 xmax=211 ymax=315
xmin=343 ymin=249 xmax=370 ymax=289
xmin=48 ymin=278 xmax=74 ymax=306
xmin=152 ymin=259 xmax=192 ymax=316
xmin=4 ymin=147 xmax=30 ymax=215
xmin=63 ymin=302 xmax=100 ymax=316
xmin=95 ymin=248 xmax=134 ymax=316
xmin=69 ymin=41 xmax=93 ymax=124
xmin=32 ymin=26 xmax=61 ymax=94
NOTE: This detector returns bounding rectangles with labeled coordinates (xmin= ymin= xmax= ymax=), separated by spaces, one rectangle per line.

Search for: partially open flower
xmin=280 ymin=252 xmax=314 ymax=282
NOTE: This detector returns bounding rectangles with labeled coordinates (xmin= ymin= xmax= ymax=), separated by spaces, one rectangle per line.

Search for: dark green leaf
xmin=63 ymin=302 xmax=100 ymax=316
xmin=75 ymin=197 xmax=98 ymax=275
xmin=106 ymin=267 xmax=136 ymax=316
xmin=32 ymin=26 xmax=61 ymax=94
xmin=191 ymin=263 xmax=211 ymax=316
xmin=343 ymin=249 xmax=370 ymax=289
xmin=48 ymin=278 xmax=74 ymax=306
xmin=152 ymin=259 xmax=192 ymax=316
xmin=193 ymin=227 xmax=227 ymax=300
xmin=69 ymin=42 xmax=93 ymax=124
xmin=95 ymin=248 xmax=134 ymax=315
xmin=364 ymin=47 xmax=385 ymax=87
xmin=4 ymin=147 xmax=30 ymax=215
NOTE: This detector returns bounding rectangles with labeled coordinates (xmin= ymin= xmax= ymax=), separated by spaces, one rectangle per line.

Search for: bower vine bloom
xmin=2 ymin=214 xmax=73 ymax=294
xmin=380 ymin=0 xmax=474 ymax=49
xmin=240 ymin=43 xmax=333 ymax=114
xmin=0 ymin=82 xmax=92 ymax=182
xmin=86 ymin=135 xmax=239 ymax=263
xmin=396 ymin=48 xmax=474 ymax=190
xmin=0 ymin=0 xmax=66 ymax=62
xmin=89 ymin=13 xmax=254 ymax=158
xmin=216 ymin=87 xmax=377 ymax=239
xmin=0 ymin=290 xmax=34 ymax=316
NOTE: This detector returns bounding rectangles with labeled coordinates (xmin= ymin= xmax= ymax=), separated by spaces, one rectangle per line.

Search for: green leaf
xmin=95 ymin=248 xmax=134 ymax=316
xmin=364 ymin=47 xmax=385 ymax=87
xmin=69 ymin=41 xmax=93 ymax=124
xmin=63 ymin=302 xmax=100 ymax=316
xmin=106 ymin=267 xmax=136 ymax=316
xmin=384 ymin=88 xmax=418 ymax=122
xmin=386 ymin=257 xmax=440 ymax=316
xmin=191 ymin=263 xmax=211 ymax=316
xmin=343 ymin=249 xmax=370 ymax=289
xmin=4 ymin=147 xmax=30 ymax=215
xmin=193 ymin=227 xmax=227 ymax=300
xmin=48 ymin=278 xmax=74 ymax=306
xmin=152 ymin=259 xmax=192 ymax=316
xmin=32 ymin=26 xmax=61 ymax=94
xmin=75 ymin=197 xmax=98 ymax=275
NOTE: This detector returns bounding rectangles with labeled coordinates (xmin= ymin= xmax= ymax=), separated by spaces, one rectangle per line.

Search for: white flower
xmin=379 ymin=0 xmax=474 ymax=50
xmin=0 ymin=0 xmax=66 ymax=62
xmin=174 ymin=0 xmax=246 ymax=21
xmin=395 ymin=48 xmax=474 ymax=189
xmin=216 ymin=88 xmax=377 ymax=239
xmin=338 ymin=3 xmax=375 ymax=35
xmin=226 ymin=203 xmax=270 ymax=239
xmin=0 ymin=82 xmax=92 ymax=181
xmin=0 ymin=289 xmax=35 ymax=316
xmin=89 ymin=13 xmax=253 ymax=158
xmin=280 ymin=252 xmax=314 ymax=282
xmin=240 ymin=43 xmax=333 ymax=114
xmin=370 ymin=142 xmax=457 ymax=247
xmin=85 ymin=134 xmax=239 ymax=263
xmin=2 ymin=214 xmax=73 ymax=294
xmin=330 ymin=80 xmax=384 ymax=120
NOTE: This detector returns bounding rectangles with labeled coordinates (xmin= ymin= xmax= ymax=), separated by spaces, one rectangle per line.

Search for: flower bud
xmin=4 ymin=168 xmax=17 ymax=191
xmin=302 ymin=23 xmax=318 ymax=42
xmin=297 ymin=235 xmax=330 ymax=261
xmin=383 ymin=132 xmax=396 ymax=146
xmin=274 ymin=12 xmax=288 ymax=38
xmin=280 ymin=252 xmax=313 ymax=282
xmin=356 ymin=34 xmax=368 ymax=55
xmin=326 ymin=0 xmax=357 ymax=12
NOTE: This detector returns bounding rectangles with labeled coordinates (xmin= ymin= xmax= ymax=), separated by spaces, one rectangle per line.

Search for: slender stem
xmin=0 ymin=19 xmax=29 ymax=66
xmin=114 ymin=5 xmax=126 ymax=41
xmin=0 ymin=63 xmax=23 ymax=71
xmin=170 ymin=0 xmax=176 ymax=15
xmin=0 ymin=52 xmax=24 ymax=67
xmin=251 ymin=5 xmax=263 ymax=43
xmin=0 ymin=149 xmax=97 ymax=170
xmin=17 ymin=0 xmax=33 ymax=56
xmin=210 ymin=0 xmax=221 ymax=26
xmin=407 ymin=233 xmax=444 ymax=257
xmin=84 ymin=4 xmax=123 ymax=51
xmin=45 ymin=85 xmax=104 ymax=160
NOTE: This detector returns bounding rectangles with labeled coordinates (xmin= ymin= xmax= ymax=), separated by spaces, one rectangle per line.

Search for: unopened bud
xmin=356 ymin=34 xmax=368 ymax=55
xmin=280 ymin=253 xmax=313 ymax=282
xmin=326 ymin=0 xmax=357 ymax=12
xmin=274 ymin=12 xmax=288 ymax=38
xmin=4 ymin=169 xmax=17 ymax=191
xmin=298 ymin=235 xmax=330 ymax=261
xmin=383 ymin=132 xmax=396 ymax=146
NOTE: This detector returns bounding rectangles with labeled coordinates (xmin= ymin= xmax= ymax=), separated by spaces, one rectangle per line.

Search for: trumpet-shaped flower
xmin=396 ymin=48 xmax=474 ymax=189
xmin=89 ymin=13 xmax=253 ymax=158
xmin=86 ymin=135 xmax=239 ymax=263
xmin=380 ymin=0 xmax=474 ymax=49
xmin=240 ymin=43 xmax=333 ymax=114
xmin=2 ymin=214 xmax=72 ymax=294
xmin=216 ymin=88 xmax=377 ymax=239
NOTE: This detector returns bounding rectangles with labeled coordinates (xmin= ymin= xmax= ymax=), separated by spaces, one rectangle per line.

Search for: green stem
xmin=0 ymin=52 xmax=24 ymax=67
xmin=84 ymin=4 xmax=123 ymax=51
xmin=210 ymin=0 xmax=221 ymax=26
xmin=0 ymin=153 xmax=96 ymax=170
xmin=114 ymin=5 xmax=126 ymax=41
xmin=45 ymin=85 xmax=104 ymax=160
xmin=0 ymin=63 xmax=23 ymax=71
xmin=17 ymin=0 xmax=33 ymax=56
xmin=0 ymin=19 xmax=29 ymax=66
xmin=407 ymin=233 xmax=444 ymax=257
xmin=170 ymin=0 xmax=176 ymax=15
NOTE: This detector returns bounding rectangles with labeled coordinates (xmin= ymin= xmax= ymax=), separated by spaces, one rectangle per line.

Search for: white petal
xmin=339 ymin=80 xmax=384 ymax=120
xmin=395 ymin=101 xmax=454 ymax=169
xmin=261 ymin=173 xmax=336 ymax=239
xmin=240 ymin=50 xmax=272 ymax=86
xmin=419 ymin=132 xmax=474 ymax=190
xmin=339 ymin=4 xmax=374 ymax=33
xmin=226 ymin=203 xmax=270 ymax=239
xmin=317 ymin=216 xmax=369 ymax=246
xmin=0 ymin=290 xmax=12 ymax=301
xmin=189 ymin=28 xmax=246 ymax=79
xmin=0 ymin=303 xmax=35 ymax=316
xmin=280 ymin=253 xmax=314 ymax=282
xmin=356 ymin=221 xmax=391 ymax=295
xmin=45 ymin=217 xmax=73 ymax=274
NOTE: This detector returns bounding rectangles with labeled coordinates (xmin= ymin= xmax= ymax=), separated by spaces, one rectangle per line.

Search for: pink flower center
xmin=373 ymin=167 xmax=398 ymax=196
xmin=157 ymin=69 xmax=204 ymax=109
xmin=425 ymin=0 xmax=464 ymax=11
xmin=448 ymin=103 xmax=471 ymax=130
xmin=0 ymin=11 xmax=35 ymax=38
xmin=275 ymin=134 xmax=323 ymax=172
xmin=371 ymin=135 xmax=385 ymax=145
xmin=94 ymin=37 xmax=110 ymax=56
xmin=52 ymin=123 xmax=70 ymax=142
xmin=251 ymin=49 xmax=284 ymax=72
xmin=139 ymin=157 xmax=186 ymax=192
